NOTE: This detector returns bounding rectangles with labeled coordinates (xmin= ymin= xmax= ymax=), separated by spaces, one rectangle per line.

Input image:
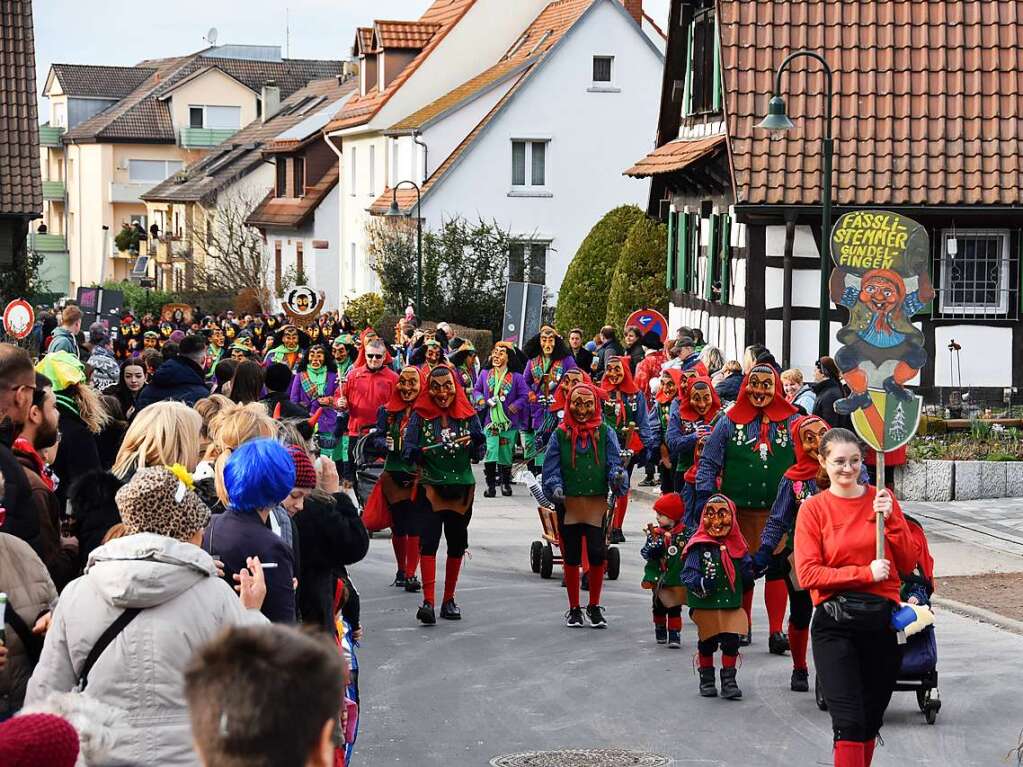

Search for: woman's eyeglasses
xmin=826 ymin=457 xmax=862 ymax=471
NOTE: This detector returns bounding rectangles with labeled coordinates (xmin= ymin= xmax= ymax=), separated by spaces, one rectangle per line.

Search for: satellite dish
xmin=205 ymin=27 xmax=218 ymax=45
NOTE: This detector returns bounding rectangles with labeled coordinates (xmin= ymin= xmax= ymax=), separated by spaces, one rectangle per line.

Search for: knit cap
xmin=36 ymin=351 xmax=86 ymax=391
xmin=653 ymin=492 xmax=686 ymax=524
xmin=115 ymin=465 xmax=212 ymax=539
xmin=288 ymin=444 xmax=317 ymax=489
xmin=0 ymin=713 xmax=79 ymax=767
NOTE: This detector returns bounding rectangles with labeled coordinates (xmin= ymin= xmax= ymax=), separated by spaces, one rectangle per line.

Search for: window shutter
xmin=704 ymin=214 xmax=717 ymax=299
xmin=677 ymin=212 xmax=689 ymax=292
xmin=720 ymin=214 xmax=731 ymax=303
xmin=712 ymin=15 xmax=722 ymax=112
xmin=666 ymin=210 xmax=676 ymax=290
xmin=682 ymin=22 xmax=694 ymax=117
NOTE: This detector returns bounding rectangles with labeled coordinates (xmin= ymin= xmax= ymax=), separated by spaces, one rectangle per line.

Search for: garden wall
xmin=894 ymin=460 xmax=1023 ymax=501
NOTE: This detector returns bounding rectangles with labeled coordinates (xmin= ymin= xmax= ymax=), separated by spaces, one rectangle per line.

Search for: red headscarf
xmin=354 ymin=328 xmax=394 ymax=368
xmin=677 ymin=375 xmax=722 ymax=421
xmin=655 ymin=368 xmax=685 ymax=405
xmin=557 ymin=382 xmax=604 ymax=467
xmin=600 ymin=356 xmax=639 ymax=395
xmin=384 ymin=367 xmax=427 ymax=436
xmin=726 ymin=365 xmax=798 ymax=425
xmin=412 ymin=364 xmax=476 ymax=421
xmin=682 ymin=493 xmax=749 ymax=589
xmin=784 ymin=415 xmax=830 ymax=481
xmin=549 ymin=370 xmax=596 ymax=412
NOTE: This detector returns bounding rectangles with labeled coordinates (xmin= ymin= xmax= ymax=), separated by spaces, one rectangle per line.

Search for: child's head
xmin=184 ymin=624 xmax=346 ymax=767
xmin=653 ymin=492 xmax=685 ymax=528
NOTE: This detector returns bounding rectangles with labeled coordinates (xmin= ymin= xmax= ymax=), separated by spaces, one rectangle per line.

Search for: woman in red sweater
xmin=795 ymin=428 xmax=917 ymax=767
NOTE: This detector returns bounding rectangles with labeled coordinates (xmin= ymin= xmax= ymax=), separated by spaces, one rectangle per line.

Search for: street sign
xmin=2 ymin=299 xmax=34 ymax=340
xmin=625 ymin=308 xmax=669 ymax=342
xmin=502 ymin=281 xmax=544 ymax=345
xmin=139 ymin=278 xmax=157 ymax=289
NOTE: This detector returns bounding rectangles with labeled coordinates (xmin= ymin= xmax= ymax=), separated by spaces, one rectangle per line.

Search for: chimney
xmin=623 ymin=0 xmax=642 ymax=24
xmin=261 ymin=80 xmax=280 ymax=122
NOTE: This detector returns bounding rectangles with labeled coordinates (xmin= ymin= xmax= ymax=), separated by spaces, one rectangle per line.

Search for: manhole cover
xmin=490 ymin=749 xmax=671 ymax=767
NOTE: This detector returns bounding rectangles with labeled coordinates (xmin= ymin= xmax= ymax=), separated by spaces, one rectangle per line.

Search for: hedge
xmin=605 ymin=215 xmax=669 ymax=330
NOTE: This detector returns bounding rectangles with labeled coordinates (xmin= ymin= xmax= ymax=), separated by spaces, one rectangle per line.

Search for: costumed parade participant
xmin=289 ymin=343 xmax=342 ymax=461
xmin=142 ymin=330 xmax=160 ymax=352
xmin=402 ymin=365 xmax=485 ymax=625
xmin=524 ymin=326 xmax=577 ymax=474
xmin=533 ymin=367 xmax=590 ymax=455
xmin=681 ymin=493 xmax=752 ymax=699
xmin=695 ymin=363 xmax=797 ymax=650
xmin=374 ymin=366 xmax=427 ymax=592
xmin=640 ymin=492 xmax=688 ymax=648
xmin=449 ymin=340 xmax=479 ymax=397
xmin=412 ymin=338 xmax=445 ymax=372
xmin=264 ymin=324 xmax=307 ymax=371
xmin=755 ymin=415 xmax=835 ymax=692
xmin=472 ymin=341 xmax=529 ymax=498
xmin=600 ymin=356 xmax=656 ymax=543
xmin=229 ymin=337 xmax=255 ymax=362
xmin=333 ymin=334 xmax=357 ymax=379
xmin=649 ymin=368 xmax=684 ymax=495
xmin=666 ymin=374 xmax=722 ymax=526
xmin=542 ymin=382 xmax=627 ymax=629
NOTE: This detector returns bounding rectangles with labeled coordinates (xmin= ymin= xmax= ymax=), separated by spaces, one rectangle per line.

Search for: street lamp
xmin=756 ymin=50 xmax=834 ymax=359
xmin=385 ymin=180 xmax=423 ymax=321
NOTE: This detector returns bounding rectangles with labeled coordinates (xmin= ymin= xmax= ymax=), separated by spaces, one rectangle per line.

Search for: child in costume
xmin=472 ymin=341 xmax=529 ymax=498
xmin=640 ymin=492 xmax=688 ymax=648
xmin=681 ymin=493 xmax=753 ymax=699
xmin=542 ymin=382 xmax=627 ymax=629
xmin=600 ymin=356 xmax=657 ymax=543
xmin=374 ymin=366 xmax=427 ymax=592
xmin=289 ymin=343 xmax=342 ymax=461
xmin=666 ymin=375 xmax=723 ymax=527
xmin=403 ymin=365 xmax=485 ymax=625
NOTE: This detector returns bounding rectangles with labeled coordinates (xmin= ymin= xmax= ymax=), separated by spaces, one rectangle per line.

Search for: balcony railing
xmin=26 ymin=233 xmax=68 ymax=253
xmin=42 ymin=180 xmax=65 ymax=200
xmin=39 ymin=124 xmax=65 ymax=147
xmin=178 ymin=127 xmax=237 ymax=148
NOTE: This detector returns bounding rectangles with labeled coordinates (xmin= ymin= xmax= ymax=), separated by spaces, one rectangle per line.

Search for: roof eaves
xmin=155 ymin=65 xmax=259 ymax=100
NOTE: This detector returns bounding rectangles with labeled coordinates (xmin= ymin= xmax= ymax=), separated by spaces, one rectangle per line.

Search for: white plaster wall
xmin=313 ymin=185 xmax=341 ymax=310
xmin=933 ymin=325 xmax=1013 ymax=388
xmin=765 ymin=265 xmax=822 ymax=309
xmin=731 ymin=253 xmax=747 ymax=308
xmin=765 ymin=224 xmax=819 ymax=258
xmin=417 ymin=0 xmax=660 ymax=297
xmin=168 ymin=70 xmax=257 ymax=131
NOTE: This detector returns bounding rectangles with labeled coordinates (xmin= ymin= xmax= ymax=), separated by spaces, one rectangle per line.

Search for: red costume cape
xmin=726 ymin=367 xmax=797 ymax=424
xmin=682 ymin=494 xmax=748 ymax=589
xmin=677 ymin=375 xmax=722 ymax=421
xmin=557 ymin=382 xmax=604 ymax=466
xmin=784 ymin=415 xmax=829 ymax=481
xmin=412 ymin=365 xmax=476 ymax=421
xmin=600 ymin=356 xmax=639 ymax=395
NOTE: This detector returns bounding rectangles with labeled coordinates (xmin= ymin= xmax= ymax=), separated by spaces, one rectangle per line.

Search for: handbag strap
xmin=3 ymin=602 xmax=44 ymax=664
xmin=76 ymin=608 xmax=142 ymax=691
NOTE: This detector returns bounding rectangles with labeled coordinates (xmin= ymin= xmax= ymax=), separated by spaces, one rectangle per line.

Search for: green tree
xmin=605 ymin=215 xmax=669 ymax=330
xmin=345 ymin=292 xmax=387 ymax=329
xmin=554 ymin=204 xmax=644 ymax=335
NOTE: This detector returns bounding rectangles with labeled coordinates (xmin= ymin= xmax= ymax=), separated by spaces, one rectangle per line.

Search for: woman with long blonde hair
xmin=112 ymin=402 xmax=203 ymax=480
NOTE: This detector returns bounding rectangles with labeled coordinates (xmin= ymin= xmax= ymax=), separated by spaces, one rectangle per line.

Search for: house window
xmin=686 ymin=7 xmax=721 ymax=115
xmin=938 ymin=229 xmax=1012 ymax=315
xmin=509 ymin=241 xmax=548 ymax=285
xmin=276 ymin=158 xmax=287 ymax=197
xmin=189 ymin=106 xmax=204 ymax=128
xmin=205 ymin=212 xmax=215 ymax=246
xmin=296 ymin=242 xmax=304 ymax=277
xmin=592 ymin=56 xmax=613 ymax=84
xmin=294 ymin=158 xmax=305 ymax=197
xmin=189 ymin=105 xmax=242 ymax=130
xmin=128 ymin=159 xmax=183 ymax=183
xmin=368 ymin=145 xmax=375 ymax=196
xmin=511 ymin=140 xmax=548 ymax=188
xmin=274 ymin=241 xmax=282 ymax=294
xmin=350 ymin=147 xmax=357 ymax=196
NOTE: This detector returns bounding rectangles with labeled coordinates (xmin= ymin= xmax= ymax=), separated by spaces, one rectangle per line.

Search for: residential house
xmin=1 ymin=0 xmax=43 ymax=296
xmin=627 ymin=0 xmax=1023 ymax=400
xmin=367 ymin=0 xmax=665 ymax=304
xmin=37 ymin=46 xmax=341 ymax=294
xmin=142 ymin=76 xmax=355 ymax=302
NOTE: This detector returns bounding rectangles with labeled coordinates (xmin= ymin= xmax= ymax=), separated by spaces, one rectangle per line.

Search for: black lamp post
xmin=385 ymin=180 xmax=423 ymax=320
xmin=756 ymin=50 xmax=834 ymax=359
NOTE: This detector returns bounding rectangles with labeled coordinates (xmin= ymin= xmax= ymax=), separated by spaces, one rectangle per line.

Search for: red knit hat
xmin=0 ymin=713 xmax=79 ymax=767
xmin=288 ymin=444 xmax=317 ymax=489
xmin=653 ymin=492 xmax=685 ymax=524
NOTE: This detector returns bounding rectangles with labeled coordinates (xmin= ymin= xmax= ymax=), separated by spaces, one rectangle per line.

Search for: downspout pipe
xmin=324 ymin=131 xmax=346 ymax=301
xmin=412 ymin=130 xmax=428 ymax=183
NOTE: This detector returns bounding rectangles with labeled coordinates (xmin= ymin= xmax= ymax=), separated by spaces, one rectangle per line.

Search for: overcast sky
xmin=32 ymin=0 xmax=670 ymax=118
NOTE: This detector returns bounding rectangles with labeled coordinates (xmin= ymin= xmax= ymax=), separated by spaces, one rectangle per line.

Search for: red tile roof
xmin=355 ymin=27 xmax=375 ymax=54
xmin=375 ymin=20 xmax=441 ymax=50
xmin=0 ymin=0 xmax=42 ymax=216
xmin=624 ymin=134 xmax=726 ymax=177
xmin=246 ymin=166 xmax=339 ymax=229
xmin=721 ymin=0 xmax=1023 ymax=207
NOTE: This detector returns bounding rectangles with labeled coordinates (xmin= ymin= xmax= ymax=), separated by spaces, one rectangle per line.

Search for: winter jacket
xmin=0 ymin=438 xmax=38 ymax=553
xmin=46 ymin=327 xmax=79 ymax=357
xmin=340 ymin=365 xmax=398 ymax=436
xmin=634 ymin=350 xmax=667 ymax=398
xmin=24 ymin=534 xmax=267 ymax=766
xmin=593 ymin=338 xmax=624 ymax=381
xmin=67 ymin=469 xmax=124 ymax=569
xmin=52 ymin=404 xmax=101 ymax=515
xmin=134 ymin=356 xmax=210 ymax=411
xmin=87 ymin=346 xmax=120 ymax=391
xmin=791 ymin=384 xmax=817 ymax=415
xmin=624 ymin=343 xmax=645 ymax=374
xmin=13 ymin=447 xmax=77 ymax=592
xmin=812 ymin=377 xmax=852 ymax=430
xmin=0 ymin=533 xmax=57 ymax=718
xmin=714 ymin=372 xmax=743 ymax=403
xmin=261 ymin=392 xmax=309 ymax=420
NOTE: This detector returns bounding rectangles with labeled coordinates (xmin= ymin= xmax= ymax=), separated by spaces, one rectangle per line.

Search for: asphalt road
xmin=352 ymin=481 xmax=1023 ymax=766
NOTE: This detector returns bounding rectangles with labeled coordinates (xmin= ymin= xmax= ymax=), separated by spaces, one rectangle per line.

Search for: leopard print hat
xmin=115 ymin=465 xmax=212 ymax=540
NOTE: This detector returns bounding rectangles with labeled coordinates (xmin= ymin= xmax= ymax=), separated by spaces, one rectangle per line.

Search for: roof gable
xmin=1 ymin=0 xmax=41 ymax=216
xmin=373 ymin=20 xmax=442 ymax=50
xmin=48 ymin=63 xmax=156 ymax=99
xmin=155 ymin=65 xmax=259 ymax=99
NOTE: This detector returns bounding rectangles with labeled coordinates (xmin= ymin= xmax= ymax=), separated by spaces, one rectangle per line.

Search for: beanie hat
xmin=88 ymin=322 xmax=109 ymax=345
xmin=36 ymin=351 xmax=86 ymax=391
xmin=288 ymin=444 xmax=317 ymax=489
xmin=653 ymin=492 xmax=685 ymax=524
xmin=223 ymin=438 xmax=295 ymax=512
xmin=115 ymin=465 xmax=212 ymax=539
xmin=0 ymin=713 xmax=80 ymax=767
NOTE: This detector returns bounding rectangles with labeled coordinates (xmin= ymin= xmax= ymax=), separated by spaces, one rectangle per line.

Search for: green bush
xmin=605 ymin=215 xmax=668 ymax=330
xmin=554 ymin=205 xmax=644 ymax=335
xmin=346 ymin=292 xmax=387 ymax=330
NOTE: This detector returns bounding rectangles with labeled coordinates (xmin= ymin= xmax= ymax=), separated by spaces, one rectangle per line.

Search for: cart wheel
xmin=814 ymin=675 xmax=828 ymax=711
xmin=530 ymin=541 xmax=542 ymax=574
xmin=925 ymin=705 xmax=938 ymax=725
xmin=916 ymin=688 xmax=929 ymax=712
xmin=606 ymin=546 xmax=621 ymax=580
xmin=540 ymin=543 xmax=554 ymax=579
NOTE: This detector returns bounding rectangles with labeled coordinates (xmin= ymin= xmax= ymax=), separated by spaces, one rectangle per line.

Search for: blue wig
xmin=223 ymin=438 xmax=295 ymax=512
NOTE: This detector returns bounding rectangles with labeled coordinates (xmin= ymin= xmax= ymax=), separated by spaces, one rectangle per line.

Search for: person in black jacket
xmin=134 ymin=334 xmax=210 ymax=411
xmin=0 ymin=344 xmax=39 ymax=552
xmin=593 ymin=326 xmax=624 ymax=381
xmin=811 ymin=356 xmax=853 ymax=430
xmin=714 ymin=360 xmax=744 ymax=403
xmin=261 ymin=363 xmax=309 ymax=420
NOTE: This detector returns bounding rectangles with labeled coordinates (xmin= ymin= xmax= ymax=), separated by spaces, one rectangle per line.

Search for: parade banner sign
xmin=2 ymin=299 xmax=34 ymax=340
xmin=161 ymin=303 xmax=193 ymax=326
xmin=283 ymin=286 xmax=325 ymax=327
xmin=829 ymin=210 xmax=932 ymax=453
xmin=625 ymin=308 xmax=669 ymax=343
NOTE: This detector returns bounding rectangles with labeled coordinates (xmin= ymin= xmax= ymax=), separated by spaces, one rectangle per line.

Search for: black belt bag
xmin=821 ymin=592 xmax=893 ymax=631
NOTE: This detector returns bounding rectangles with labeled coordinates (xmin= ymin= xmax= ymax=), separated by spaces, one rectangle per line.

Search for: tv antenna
xmin=204 ymin=27 xmax=218 ymax=46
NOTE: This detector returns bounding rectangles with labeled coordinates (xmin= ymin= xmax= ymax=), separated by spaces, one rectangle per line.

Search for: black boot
xmin=790 ymin=668 xmax=809 ymax=692
xmin=667 ymin=630 xmax=681 ymax=649
xmin=483 ymin=462 xmax=497 ymax=498
xmin=499 ymin=465 xmax=513 ymax=496
xmin=739 ymin=629 xmax=752 ymax=647
xmin=404 ymin=575 xmax=421 ymax=593
xmin=769 ymin=631 xmax=790 ymax=655
xmin=655 ymin=625 xmax=667 ymax=644
xmin=720 ymin=667 xmax=742 ymax=699
xmin=417 ymin=601 xmax=436 ymax=625
xmin=698 ymin=667 xmax=717 ymax=697
xmin=440 ymin=599 xmax=461 ymax=620
xmin=392 ymin=570 xmax=406 ymax=588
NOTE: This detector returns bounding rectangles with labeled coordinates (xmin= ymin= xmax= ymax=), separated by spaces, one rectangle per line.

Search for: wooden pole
xmin=875 ymin=450 xmax=886 ymax=559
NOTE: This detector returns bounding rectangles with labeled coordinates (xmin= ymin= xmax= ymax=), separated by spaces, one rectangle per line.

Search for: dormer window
xmin=684 ymin=6 xmax=722 ymax=115
xmin=276 ymin=158 xmax=287 ymax=197
xmin=293 ymin=158 xmax=305 ymax=198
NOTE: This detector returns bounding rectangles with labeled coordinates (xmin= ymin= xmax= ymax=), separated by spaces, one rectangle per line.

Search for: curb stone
xmin=932 ymin=595 xmax=1023 ymax=637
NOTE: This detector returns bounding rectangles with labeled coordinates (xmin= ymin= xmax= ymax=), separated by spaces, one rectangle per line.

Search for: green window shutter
xmin=677 ymin=212 xmax=689 ymax=292
xmin=666 ymin=211 xmax=676 ymax=290
xmin=720 ymin=214 xmax=731 ymax=303
xmin=712 ymin=15 xmax=722 ymax=112
xmin=922 ymin=230 xmax=938 ymax=316
xmin=682 ymin=21 xmax=694 ymax=116
xmin=704 ymin=214 xmax=717 ymax=299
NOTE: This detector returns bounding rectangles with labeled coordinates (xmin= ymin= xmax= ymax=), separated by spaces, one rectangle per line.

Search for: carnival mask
xmin=225 ymin=325 xmax=237 ymax=340
xmin=703 ymin=496 xmax=733 ymax=538
xmin=746 ymin=367 xmax=776 ymax=409
xmin=425 ymin=342 xmax=442 ymax=364
xmin=143 ymin=334 xmax=158 ymax=349
xmin=230 ymin=348 xmax=246 ymax=362
xmin=160 ymin=323 xmax=172 ymax=338
xmin=799 ymin=419 xmax=830 ymax=461
xmin=308 ymin=346 xmax=325 ymax=369
xmin=130 ymin=322 xmax=141 ymax=335
xmin=211 ymin=329 xmax=224 ymax=348
xmin=689 ymin=382 xmax=713 ymax=416
xmin=490 ymin=344 xmax=509 ymax=369
xmin=283 ymin=328 xmax=299 ymax=349
xmin=309 ymin=325 xmax=320 ymax=341
xmin=540 ymin=327 xmax=556 ymax=356
xmin=659 ymin=372 xmax=677 ymax=400
xmin=604 ymin=358 xmax=625 ymax=386
xmin=568 ymin=387 xmax=596 ymax=423
xmin=332 ymin=344 xmax=348 ymax=363
xmin=295 ymin=294 xmax=310 ymax=311
xmin=428 ymin=369 xmax=457 ymax=410
xmin=860 ymin=274 xmax=902 ymax=314
xmin=559 ymin=369 xmax=585 ymax=397
xmin=397 ymin=369 xmax=421 ymax=403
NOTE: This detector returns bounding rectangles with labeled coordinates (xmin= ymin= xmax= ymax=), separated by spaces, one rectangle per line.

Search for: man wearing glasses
xmin=0 ymin=343 xmax=41 ymax=552
xmin=336 ymin=340 xmax=398 ymax=485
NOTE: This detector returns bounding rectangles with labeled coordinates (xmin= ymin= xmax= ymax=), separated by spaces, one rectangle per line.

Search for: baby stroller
xmin=351 ymin=430 xmax=386 ymax=516
xmin=816 ymin=515 xmax=940 ymax=724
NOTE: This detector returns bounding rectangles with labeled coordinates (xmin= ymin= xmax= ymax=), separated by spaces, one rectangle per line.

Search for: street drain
xmin=490 ymin=749 xmax=671 ymax=767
